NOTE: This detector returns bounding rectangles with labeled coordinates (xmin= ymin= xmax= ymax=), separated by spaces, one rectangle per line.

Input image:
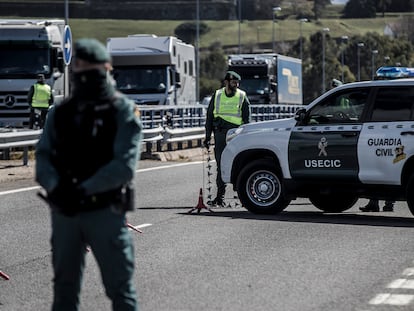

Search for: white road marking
xmin=0 ymin=186 xmax=40 ymax=196
xmin=0 ymin=162 xmax=205 ymax=197
xmin=387 ymin=279 xmax=414 ymax=289
xmin=402 ymin=268 xmax=414 ymax=276
xmin=136 ymin=161 xmax=204 ymax=173
xmin=135 ymin=223 xmax=152 ymax=229
xmin=369 ymin=293 xmax=414 ymax=305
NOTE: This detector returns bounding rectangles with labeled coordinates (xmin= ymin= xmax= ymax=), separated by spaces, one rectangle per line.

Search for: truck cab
xmin=0 ymin=19 xmax=65 ymax=127
xmin=227 ymin=53 xmax=302 ymax=106
xmin=107 ymin=34 xmax=196 ymax=106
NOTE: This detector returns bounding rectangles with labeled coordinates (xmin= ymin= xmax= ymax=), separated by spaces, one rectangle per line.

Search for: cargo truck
xmin=227 ymin=53 xmax=302 ymax=105
xmin=0 ymin=19 xmax=66 ymax=127
xmin=107 ymin=34 xmax=196 ymax=106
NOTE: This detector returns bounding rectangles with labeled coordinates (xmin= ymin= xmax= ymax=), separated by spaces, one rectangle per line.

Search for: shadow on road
xmin=180 ymin=209 xmax=414 ymax=228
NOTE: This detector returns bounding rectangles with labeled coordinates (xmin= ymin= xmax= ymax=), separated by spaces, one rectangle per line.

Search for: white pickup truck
xmin=221 ymin=78 xmax=414 ymax=215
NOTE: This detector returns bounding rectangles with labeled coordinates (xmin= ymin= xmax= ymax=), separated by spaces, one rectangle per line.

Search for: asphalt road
xmin=1 ymin=159 xmax=414 ymax=311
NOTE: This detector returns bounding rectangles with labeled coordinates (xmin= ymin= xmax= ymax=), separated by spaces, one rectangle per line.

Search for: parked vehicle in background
xmin=107 ymin=34 xmax=196 ymax=106
xmin=221 ymin=78 xmax=414 ymax=216
xmin=0 ymin=19 xmax=65 ymax=127
xmin=227 ymin=53 xmax=302 ymax=105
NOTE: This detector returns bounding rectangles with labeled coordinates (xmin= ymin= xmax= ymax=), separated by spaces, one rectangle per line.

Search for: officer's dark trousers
xmin=213 ymin=129 xmax=228 ymax=199
xmin=50 ymin=207 xmax=138 ymax=311
xmin=28 ymin=107 xmax=48 ymax=129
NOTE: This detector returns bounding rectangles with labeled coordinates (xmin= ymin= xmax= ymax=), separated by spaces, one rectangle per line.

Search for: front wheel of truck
xmin=236 ymin=160 xmax=290 ymax=214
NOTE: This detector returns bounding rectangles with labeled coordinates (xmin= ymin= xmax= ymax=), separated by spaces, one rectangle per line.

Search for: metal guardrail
xmin=138 ymin=105 xmax=207 ymax=129
xmin=0 ymin=104 xmax=301 ymax=164
xmin=0 ymin=129 xmax=42 ymax=165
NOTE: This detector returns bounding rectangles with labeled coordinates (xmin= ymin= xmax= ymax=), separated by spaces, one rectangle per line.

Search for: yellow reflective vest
xmin=32 ymin=83 xmax=51 ymax=108
xmin=213 ymin=87 xmax=246 ymax=125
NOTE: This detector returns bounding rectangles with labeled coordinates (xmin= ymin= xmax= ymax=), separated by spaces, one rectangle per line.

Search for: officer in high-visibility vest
xmin=27 ymin=74 xmax=54 ymax=128
xmin=204 ymin=71 xmax=251 ymax=207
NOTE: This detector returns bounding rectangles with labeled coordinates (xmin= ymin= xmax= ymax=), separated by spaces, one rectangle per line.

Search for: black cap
xmin=74 ymin=38 xmax=111 ymax=64
xmin=224 ymin=71 xmax=241 ymax=81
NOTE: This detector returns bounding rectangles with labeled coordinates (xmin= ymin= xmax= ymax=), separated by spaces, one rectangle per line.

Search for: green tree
xmin=376 ymin=0 xmax=392 ymax=17
xmin=174 ymin=22 xmax=210 ymax=45
xmin=199 ymin=44 xmax=227 ymax=99
xmin=343 ymin=0 xmax=376 ymax=18
xmin=313 ymin=0 xmax=330 ymax=20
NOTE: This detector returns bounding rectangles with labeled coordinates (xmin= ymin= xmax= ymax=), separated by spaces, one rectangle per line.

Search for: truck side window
xmin=370 ymin=87 xmax=414 ymax=121
xmin=306 ymin=89 xmax=369 ymax=125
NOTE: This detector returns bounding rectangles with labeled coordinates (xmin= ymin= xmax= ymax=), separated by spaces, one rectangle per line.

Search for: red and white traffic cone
xmin=188 ymin=188 xmax=213 ymax=214
xmin=0 ymin=270 xmax=10 ymax=280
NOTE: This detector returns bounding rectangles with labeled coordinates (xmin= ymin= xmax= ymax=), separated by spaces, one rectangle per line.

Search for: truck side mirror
xmin=53 ymin=48 xmax=64 ymax=73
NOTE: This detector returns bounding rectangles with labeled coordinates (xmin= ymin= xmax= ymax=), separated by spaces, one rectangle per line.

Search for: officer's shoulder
xmin=113 ymin=92 xmax=140 ymax=118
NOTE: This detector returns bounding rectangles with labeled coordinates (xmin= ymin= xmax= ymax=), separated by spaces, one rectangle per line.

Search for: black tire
xmin=406 ymin=174 xmax=414 ymax=216
xmin=236 ymin=160 xmax=290 ymax=214
xmin=309 ymin=194 xmax=357 ymax=213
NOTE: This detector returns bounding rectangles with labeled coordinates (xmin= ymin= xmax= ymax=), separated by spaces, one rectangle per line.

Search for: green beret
xmin=225 ymin=71 xmax=241 ymax=81
xmin=74 ymin=38 xmax=110 ymax=64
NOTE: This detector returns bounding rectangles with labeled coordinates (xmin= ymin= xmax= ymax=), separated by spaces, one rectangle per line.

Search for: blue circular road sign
xmin=63 ymin=25 xmax=72 ymax=65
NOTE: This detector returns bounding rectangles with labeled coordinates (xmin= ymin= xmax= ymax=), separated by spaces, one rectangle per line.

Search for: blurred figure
xmin=35 ymin=38 xmax=143 ymax=311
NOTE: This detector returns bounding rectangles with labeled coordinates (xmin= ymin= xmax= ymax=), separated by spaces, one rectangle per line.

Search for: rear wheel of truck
xmin=309 ymin=194 xmax=357 ymax=213
xmin=236 ymin=160 xmax=290 ymax=214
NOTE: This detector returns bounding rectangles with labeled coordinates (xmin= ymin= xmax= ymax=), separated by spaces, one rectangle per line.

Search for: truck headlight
xmin=226 ymin=127 xmax=244 ymax=143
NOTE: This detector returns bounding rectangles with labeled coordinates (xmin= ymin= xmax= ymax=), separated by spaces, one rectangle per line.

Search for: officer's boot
xmin=359 ymin=200 xmax=380 ymax=212
xmin=383 ymin=201 xmax=394 ymax=212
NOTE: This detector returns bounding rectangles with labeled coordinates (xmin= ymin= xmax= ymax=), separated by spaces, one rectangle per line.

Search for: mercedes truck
xmin=0 ymin=19 xmax=66 ymax=127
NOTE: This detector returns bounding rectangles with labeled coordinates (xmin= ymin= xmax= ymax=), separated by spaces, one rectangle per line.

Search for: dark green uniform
xmin=35 ymin=38 xmax=142 ymax=311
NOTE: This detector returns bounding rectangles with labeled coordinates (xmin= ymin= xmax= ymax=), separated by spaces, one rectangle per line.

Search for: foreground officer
xmin=203 ymin=71 xmax=250 ymax=207
xmin=35 ymin=38 xmax=142 ymax=311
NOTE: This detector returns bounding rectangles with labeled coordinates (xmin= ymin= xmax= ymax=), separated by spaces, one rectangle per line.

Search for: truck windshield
xmin=0 ymin=47 xmax=51 ymax=77
xmin=112 ymin=66 xmax=167 ymax=94
xmin=240 ymin=78 xmax=270 ymax=95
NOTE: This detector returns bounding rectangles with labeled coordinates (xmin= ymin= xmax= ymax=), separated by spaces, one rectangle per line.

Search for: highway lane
xmin=1 ymin=160 xmax=414 ymax=310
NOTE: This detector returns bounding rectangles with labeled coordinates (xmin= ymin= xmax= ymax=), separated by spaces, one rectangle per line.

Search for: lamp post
xmin=322 ymin=27 xmax=329 ymax=94
xmin=357 ymin=42 xmax=364 ymax=81
xmin=299 ymin=18 xmax=308 ymax=61
xmin=272 ymin=7 xmax=281 ymax=53
xmin=340 ymin=35 xmax=348 ymax=82
xmin=371 ymin=49 xmax=378 ymax=80
xmin=238 ymin=0 xmax=241 ymax=53
xmin=196 ymin=0 xmax=200 ymax=103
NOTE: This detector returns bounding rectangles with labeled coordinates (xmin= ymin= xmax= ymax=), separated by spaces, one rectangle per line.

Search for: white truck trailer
xmin=107 ymin=34 xmax=196 ymax=105
xmin=0 ymin=19 xmax=66 ymax=127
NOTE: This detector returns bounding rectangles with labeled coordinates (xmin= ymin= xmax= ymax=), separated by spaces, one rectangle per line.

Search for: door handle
xmin=401 ymin=131 xmax=414 ymax=136
xmin=341 ymin=132 xmax=357 ymax=137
